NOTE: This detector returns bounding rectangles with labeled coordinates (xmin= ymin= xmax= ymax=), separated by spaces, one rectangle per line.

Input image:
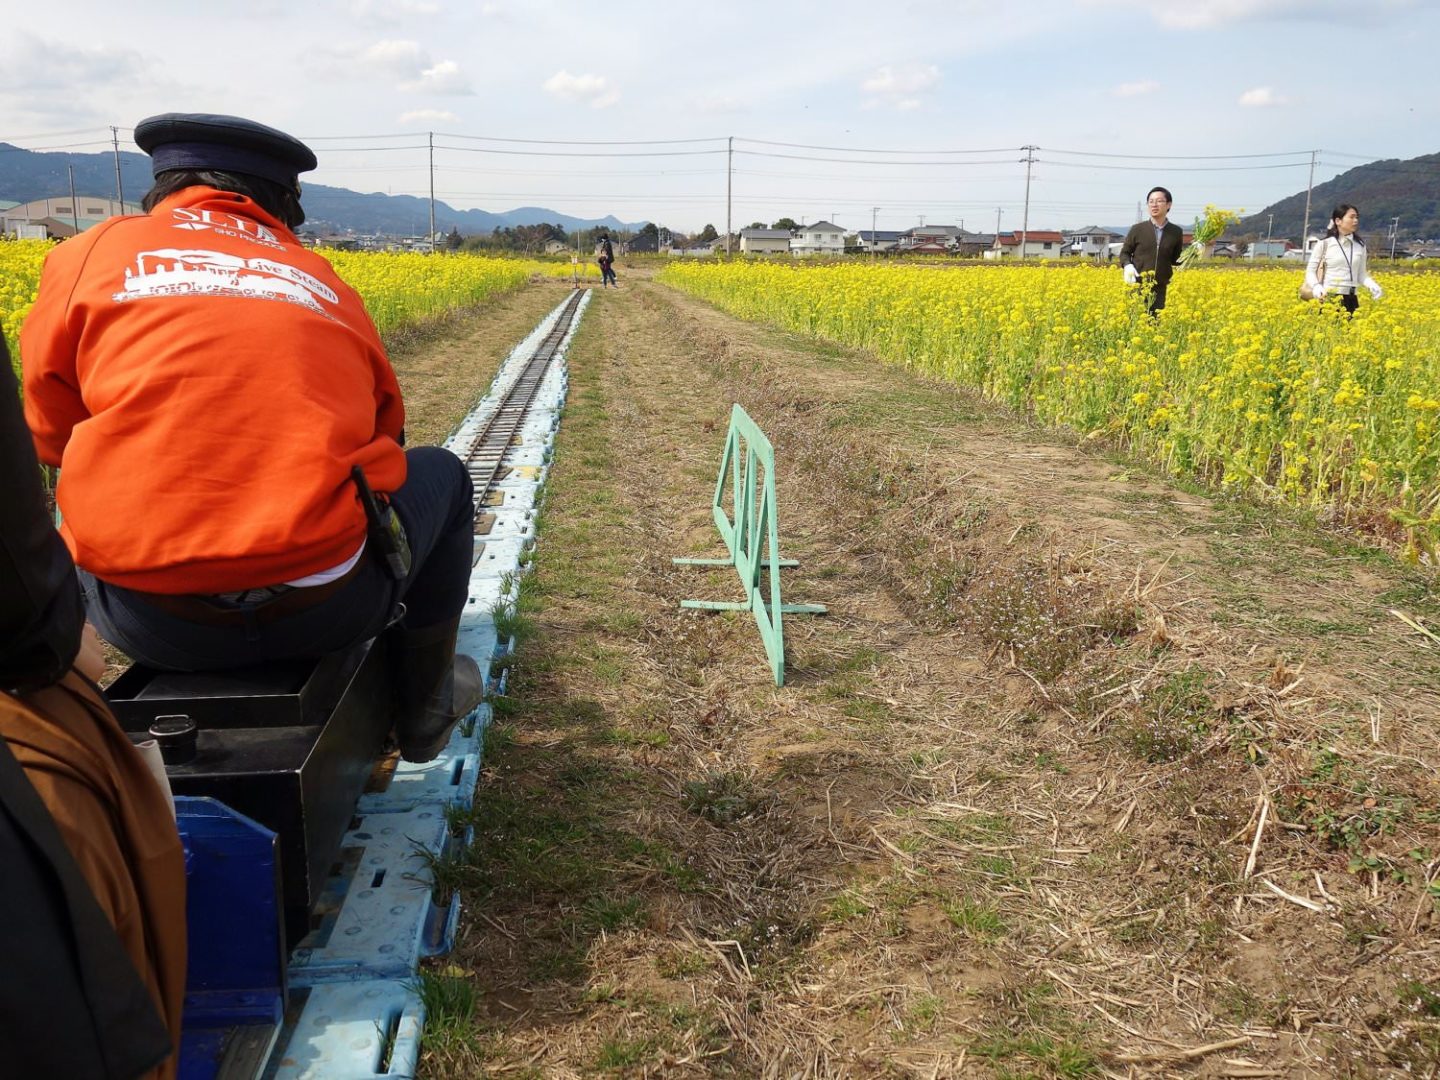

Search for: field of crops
xmin=660 ymin=260 xmax=1440 ymax=550
xmin=1 ymin=240 xmax=585 ymax=375
xmin=0 ymin=239 xmax=48 ymax=367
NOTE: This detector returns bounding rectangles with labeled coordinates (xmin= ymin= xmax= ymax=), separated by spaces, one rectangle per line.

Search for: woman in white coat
xmin=1305 ymin=203 xmax=1382 ymax=315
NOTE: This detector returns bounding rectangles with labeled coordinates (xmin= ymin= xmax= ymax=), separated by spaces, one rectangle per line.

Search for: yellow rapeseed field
xmin=1 ymin=239 xmax=49 ymax=368
xmin=660 ymin=260 xmax=1440 ymax=552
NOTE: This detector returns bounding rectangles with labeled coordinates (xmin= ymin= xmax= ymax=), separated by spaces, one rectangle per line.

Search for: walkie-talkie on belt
xmin=351 ymin=465 xmax=412 ymax=581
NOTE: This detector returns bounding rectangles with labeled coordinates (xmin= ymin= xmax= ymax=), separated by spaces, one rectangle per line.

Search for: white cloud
xmin=1083 ymin=0 xmax=1416 ymax=29
xmin=400 ymin=60 xmax=473 ymax=95
xmin=1113 ymin=80 xmax=1159 ymax=97
xmin=343 ymin=39 xmax=429 ymax=77
xmin=691 ymin=93 xmax=743 ymax=114
xmin=311 ymin=40 xmax=469 ymax=93
xmin=0 ymin=32 xmax=178 ymax=130
xmin=1238 ymin=85 xmax=1289 ymax=107
xmin=543 ymin=70 xmax=620 ymax=109
xmin=343 ymin=0 xmax=440 ymax=22
xmin=0 ymin=33 xmax=157 ymax=94
xmin=399 ymin=108 xmax=460 ymax=125
xmin=860 ymin=62 xmax=941 ymax=106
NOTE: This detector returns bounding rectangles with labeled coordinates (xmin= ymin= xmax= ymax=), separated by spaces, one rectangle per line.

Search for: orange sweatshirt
xmin=21 ymin=188 xmax=405 ymax=594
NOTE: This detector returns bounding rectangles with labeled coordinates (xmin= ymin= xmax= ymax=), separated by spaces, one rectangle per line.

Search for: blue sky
xmin=1 ymin=0 xmax=1435 ymax=233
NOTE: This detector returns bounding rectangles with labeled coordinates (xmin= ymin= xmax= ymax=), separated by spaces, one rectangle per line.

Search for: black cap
xmin=134 ymin=113 xmax=317 ymax=189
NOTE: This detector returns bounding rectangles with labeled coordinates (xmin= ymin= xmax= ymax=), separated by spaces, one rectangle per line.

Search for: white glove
xmin=1123 ymin=264 xmax=1138 ymax=285
xmin=1367 ymin=281 xmax=1383 ymax=300
xmin=1312 ymin=283 xmax=1327 ymax=299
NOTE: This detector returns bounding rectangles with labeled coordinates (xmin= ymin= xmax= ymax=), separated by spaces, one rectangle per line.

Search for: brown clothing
xmin=1 ymin=672 xmax=187 ymax=1079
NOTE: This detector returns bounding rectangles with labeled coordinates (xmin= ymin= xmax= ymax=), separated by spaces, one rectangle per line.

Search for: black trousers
xmin=83 ymin=447 xmax=475 ymax=671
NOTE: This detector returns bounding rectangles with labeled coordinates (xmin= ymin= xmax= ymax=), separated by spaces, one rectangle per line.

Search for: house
xmin=543 ymin=240 xmax=571 ymax=255
xmin=739 ymin=227 xmax=792 ymax=254
xmin=1063 ymin=227 xmax=1123 ymax=258
xmin=791 ymin=220 xmax=845 ymax=257
xmin=987 ymin=230 xmax=1065 ymax=259
xmin=2 ymin=195 xmax=141 ymax=238
xmin=671 ymin=238 xmax=717 ymax=257
xmin=857 ymin=229 xmax=905 ymax=253
xmin=1246 ymin=239 xmax=1292 ymax=259
xmin=898 ymin=225 xmax=962 ymax=251
xmin=624 ymin=233 xmax=659 ymax=254
xmin=956 ymin=233 xmax=996 ymax=258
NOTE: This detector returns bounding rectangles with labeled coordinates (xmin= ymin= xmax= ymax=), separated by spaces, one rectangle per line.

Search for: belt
xmin=138 ymin=559 xmax=366 ymax=629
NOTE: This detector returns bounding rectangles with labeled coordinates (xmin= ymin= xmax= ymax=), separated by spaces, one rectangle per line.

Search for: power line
xmin=1033 ymin=158 xmax=1311 ymax=173
xmin=736 ymin=137 xmax=1017 ymax=155
xmin=0 ymin=127 xmax=112 ymax=141
xmin=0 ymin=139 xmax=116 ymax=153
xmin=437 ymin=132 xmax=725 ymax=146
xmin=1042 ymin=146 xmax=1314 ymax=161
xmin=737 ymin=150 xmax=1020 ymax=166
xmin=310 ymin=144 xmax=430 ymax=152
xmin=434 ymin=144 xmax=728 ymax=158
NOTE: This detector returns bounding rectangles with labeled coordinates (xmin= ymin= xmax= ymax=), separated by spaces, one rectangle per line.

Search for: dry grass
xmin=402 ymin=280 xmax=1440 ymax=1078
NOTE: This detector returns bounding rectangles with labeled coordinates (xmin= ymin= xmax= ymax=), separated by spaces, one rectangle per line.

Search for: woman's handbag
xmin=1299 ymin=241 xmax=1327 ymax=301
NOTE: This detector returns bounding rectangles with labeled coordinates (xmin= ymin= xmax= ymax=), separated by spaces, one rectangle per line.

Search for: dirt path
xmin=418 ymin=280 xmax=1440 ymax=1078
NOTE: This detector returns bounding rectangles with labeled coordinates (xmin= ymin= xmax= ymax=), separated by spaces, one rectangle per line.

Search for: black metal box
xmin=107 ymin=641 xmax=392 ymax=938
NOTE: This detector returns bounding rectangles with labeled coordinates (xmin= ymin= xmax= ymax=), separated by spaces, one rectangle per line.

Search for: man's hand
xmin=1312 ymin=283 xmax=1327 ymax=299
xmin=1368 ymin=282 xmax=1383 ymax=300
xmin=75 ymin=623 xmax=106 ymax=682
xmin=1123 ymin=264 xmax=1139 ymax=285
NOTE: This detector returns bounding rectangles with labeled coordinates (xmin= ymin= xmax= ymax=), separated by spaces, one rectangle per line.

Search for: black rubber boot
xmin=390 ymin=617 xmax=485 ymax=763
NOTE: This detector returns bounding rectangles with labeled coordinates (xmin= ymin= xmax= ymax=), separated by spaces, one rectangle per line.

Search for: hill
xmin=0 ymin=143 xmax=639 ymax=236
xmin=1237 ymin=151 xmax=1440 ymax=244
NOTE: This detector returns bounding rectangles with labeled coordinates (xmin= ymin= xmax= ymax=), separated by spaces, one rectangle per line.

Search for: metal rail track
xmin=461 ymin=290 xmax=584 ymax=520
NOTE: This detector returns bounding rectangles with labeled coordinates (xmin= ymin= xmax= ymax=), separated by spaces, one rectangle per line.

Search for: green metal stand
xmin=674 ymin=404 xmax=825 ymax=686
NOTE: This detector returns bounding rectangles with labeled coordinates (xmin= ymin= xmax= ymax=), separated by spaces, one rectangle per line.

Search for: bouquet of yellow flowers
xmin=1178 ymin=204 xmax=1241 ymax=268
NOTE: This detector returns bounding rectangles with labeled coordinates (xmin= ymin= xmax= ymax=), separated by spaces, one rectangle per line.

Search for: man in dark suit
xmin=1119 ymin=186 xmax=1184 ymax=314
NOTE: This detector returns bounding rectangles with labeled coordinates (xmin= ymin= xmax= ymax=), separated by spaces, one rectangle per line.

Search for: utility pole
xmin=1019 ymin=145 xmax=1036 ymax=261
xmin=427 ymin=132 xmax=437 ymax=253
xmin=67 ymin=164 xmax=79 ymax=237
xmin=1265 ymin=213 xmax=1274 ymax=254
xmin=111 ymin=126 xmax=125 ymax=210
xmin=995 ymin=207 xmax=1003 ymax=256
xmin=1299 ymin=148 xmax=1318 ymax=252
xmin=725 ymin=136 xmax=733 ymax=258
xmin=871 ymin=206 xmax=878 ymax=261
xmin=1390 ymin=216 xmax=1400 ymax=260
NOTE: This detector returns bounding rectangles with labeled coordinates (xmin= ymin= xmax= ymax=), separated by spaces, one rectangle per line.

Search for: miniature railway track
xmin=462 ymin=289 xmax=583 ymax=518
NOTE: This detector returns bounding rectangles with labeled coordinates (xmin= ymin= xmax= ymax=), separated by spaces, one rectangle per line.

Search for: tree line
xmin=457 ymin=221 xmax=728 ymax=254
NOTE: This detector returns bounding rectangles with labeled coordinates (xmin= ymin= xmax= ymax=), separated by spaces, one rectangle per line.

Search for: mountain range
xmin=0 ymin=142 xmax=642 ymax=236
xmin=4 ymin=141 xmax=1436 ymax=243
xmin=1235 ymin=152 xmax=1440 ymax=244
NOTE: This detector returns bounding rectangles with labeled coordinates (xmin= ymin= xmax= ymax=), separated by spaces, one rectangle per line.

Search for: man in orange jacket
xmin=21 ymin=113 xmax=481 ymax=762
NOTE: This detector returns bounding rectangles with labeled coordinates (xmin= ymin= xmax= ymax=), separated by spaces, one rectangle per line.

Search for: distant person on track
xmin=1119 ymin=186 xmax=1184 ymax=315
xmin=1305 ymin=203 xmax=1383 ymax=315
xmin=2 ymin=338 xmax=186 ymax=1079
xmin=21 ymin=113 xmax=482 ymax=763
xmin=596 ymin=232 xmax=618 ymax=287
